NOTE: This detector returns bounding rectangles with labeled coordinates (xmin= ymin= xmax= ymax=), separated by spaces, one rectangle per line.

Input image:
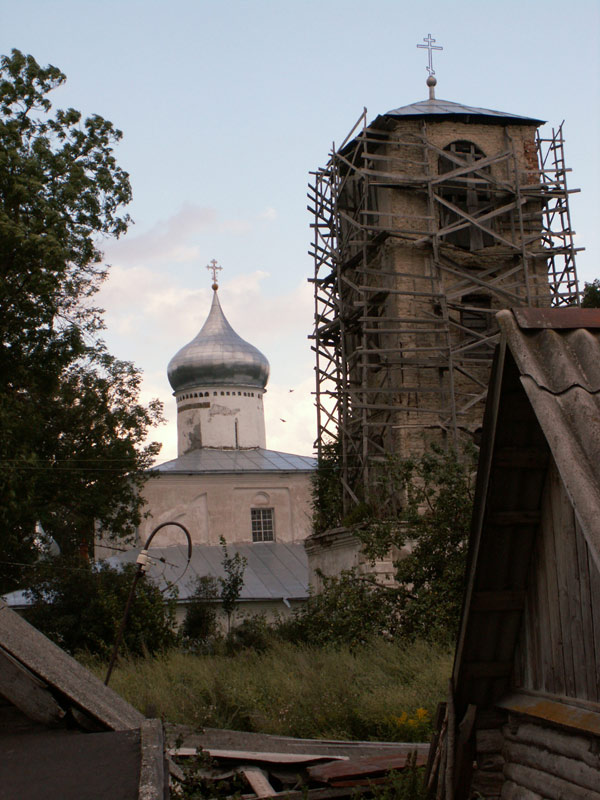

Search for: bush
xmin=277 ymin=570 xmax=400 ymax=648
xmin=226 ymin=614 xmax=273 ymax=654
xmin=182 ymin=575 xmax=220 ymax=645
xmin=24 ymin=557 xmax=178 ymax=658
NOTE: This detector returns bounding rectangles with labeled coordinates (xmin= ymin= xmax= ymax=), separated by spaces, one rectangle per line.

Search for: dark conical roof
xmin=167 ymin=291 xmax=270 ymax=392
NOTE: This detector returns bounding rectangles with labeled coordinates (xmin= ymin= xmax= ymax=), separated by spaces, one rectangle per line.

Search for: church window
xmin=213 ymin=392 xmax=217 ymax=396
xmin=251 ymin=508 xmax=274 ymax=542
xmin=437 ymin=141 xmax=494 ymax=251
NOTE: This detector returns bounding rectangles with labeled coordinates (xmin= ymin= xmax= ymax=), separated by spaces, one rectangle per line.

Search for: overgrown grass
xmin=89 ymin=639 xmax=451 ymax=741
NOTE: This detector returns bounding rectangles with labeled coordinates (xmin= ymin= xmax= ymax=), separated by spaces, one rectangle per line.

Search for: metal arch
xmin=104 ymin=521 xmax=193 ymax=686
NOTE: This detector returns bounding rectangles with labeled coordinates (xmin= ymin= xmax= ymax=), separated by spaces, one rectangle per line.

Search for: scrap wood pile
xmin=168 ymin=726 xmax=429 ymax=799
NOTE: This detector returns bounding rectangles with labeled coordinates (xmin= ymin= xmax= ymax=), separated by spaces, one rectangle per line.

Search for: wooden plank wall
xmin=514 ymin=459 xmax=600 ymax=702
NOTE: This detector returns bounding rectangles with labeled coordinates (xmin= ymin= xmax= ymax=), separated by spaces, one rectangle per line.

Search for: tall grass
xmin=92 ymin=639 xmax=451 ymax=741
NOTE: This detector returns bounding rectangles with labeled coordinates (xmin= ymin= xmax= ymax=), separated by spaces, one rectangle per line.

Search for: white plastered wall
xmin=176 ymin=387 xmax=266 ymax=453
xmin=137 ymin=470 xmax=313 ymax=547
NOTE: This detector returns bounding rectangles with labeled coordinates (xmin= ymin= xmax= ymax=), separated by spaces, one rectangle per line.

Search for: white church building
xmin=103 ymin=271 xmax=316 ymax=622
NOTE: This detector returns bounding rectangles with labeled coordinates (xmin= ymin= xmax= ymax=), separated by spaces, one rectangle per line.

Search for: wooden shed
xmin=0 ymin=599 xmax=168 ymax=799
xmin=427 ymin=308 xmax=600 ymax=799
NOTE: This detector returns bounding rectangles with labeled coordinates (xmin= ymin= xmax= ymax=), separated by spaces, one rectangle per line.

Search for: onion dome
xmin=167 ymin=290 xmax=270 ymax=392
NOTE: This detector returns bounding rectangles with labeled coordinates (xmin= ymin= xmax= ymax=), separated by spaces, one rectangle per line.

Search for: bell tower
xmin=310 ymin=37 xmax=579 ymax=512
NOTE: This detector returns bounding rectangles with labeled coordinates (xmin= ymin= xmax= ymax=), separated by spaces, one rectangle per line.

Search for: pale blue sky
xmin=3 ymin=1 xmax=599 ymax=458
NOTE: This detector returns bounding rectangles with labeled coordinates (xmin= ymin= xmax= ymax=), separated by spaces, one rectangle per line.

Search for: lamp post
xmin=104 ymin=522 xmax=192 ymax=686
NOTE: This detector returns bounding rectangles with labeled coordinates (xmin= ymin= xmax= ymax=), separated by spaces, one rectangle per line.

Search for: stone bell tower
xmin=310 ymin=35 xmax=579 ymax=512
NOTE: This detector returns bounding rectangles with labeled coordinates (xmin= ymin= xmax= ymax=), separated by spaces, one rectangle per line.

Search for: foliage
xmin=581 ymin=278 xmax=600 ymax=308
xmin=311 ymin=439 xmax=343 ymax=533
xmin=182 ymin=575 xmax=220 ymax=646
xmin=218 ymin=536 xmax=247 ymax=631
xmin=357 ymin=446 xmax=476 ymax=642
xmin=24 ymin=557 xmax=178 ymax=658
xmin=278 ymin=569 xmax=400 ymax=648
xmin=0 ymin=49 xmax=162 ymax=591
xmin=91 ymin=638 xmax=452 ymax=741
xmin=225 ymin=613 xmax=273 ymax=654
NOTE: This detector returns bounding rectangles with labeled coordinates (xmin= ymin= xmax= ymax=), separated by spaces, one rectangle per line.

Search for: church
xmin=102 ymin=266 xmax=315 ymax=622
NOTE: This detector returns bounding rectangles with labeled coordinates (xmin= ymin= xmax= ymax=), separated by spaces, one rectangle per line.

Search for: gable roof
xmin=453 ymin=308 xmax=600 ymax=715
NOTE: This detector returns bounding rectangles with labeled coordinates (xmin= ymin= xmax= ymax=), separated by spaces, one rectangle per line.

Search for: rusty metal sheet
xmin=307 ymin=750 xmax=429 ymax=785
xmin=512 ymin=307 xmax=600 ymax=329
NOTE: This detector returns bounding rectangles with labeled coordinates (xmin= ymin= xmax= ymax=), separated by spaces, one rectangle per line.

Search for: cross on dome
xmin=417 ymin=33 xmax=443 ymax=77
xmin=207 ymin=259 xmax=222 ymax=290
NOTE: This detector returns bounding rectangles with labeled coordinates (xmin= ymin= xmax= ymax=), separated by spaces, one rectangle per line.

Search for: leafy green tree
xmin=218 ymin=536 xmax=247 ymax=632
xmin=356 ymin=446 xmax=476 ymax=642
xmin=24 ymin=558 xmax=178 ymax=658
xmin=581 ymin=278 xmax=600 ymax=308
xmin=0 ymin=50 xmax=162 ymax=591
xmin=305 ymin=445 xmax=475 ymax=645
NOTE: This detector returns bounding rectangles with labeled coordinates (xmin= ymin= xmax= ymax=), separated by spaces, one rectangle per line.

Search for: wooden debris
xmin=240 ymin=767 xmax=276 ymax=798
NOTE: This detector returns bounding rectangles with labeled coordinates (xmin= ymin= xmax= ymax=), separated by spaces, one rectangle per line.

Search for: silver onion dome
xmin=167 ymin=290 xmax=270 ymax=392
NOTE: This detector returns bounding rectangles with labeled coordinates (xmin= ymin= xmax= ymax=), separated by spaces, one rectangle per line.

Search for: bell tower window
xmin=438 ymin=141 xmax=494 ymax=251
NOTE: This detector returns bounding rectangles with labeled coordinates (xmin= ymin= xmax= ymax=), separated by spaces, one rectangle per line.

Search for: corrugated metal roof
xmin=152 ymin=447 xmax=316 ymax=474
xmin=382 ymin=97 xmax=544 ymax=125
xmin=453 ymin=308 xmax=600 ymax=715
xmin=107 ymin=541 xmax=309 ymax=602
xmin=497 ymin=309 xmax=600 ymax=565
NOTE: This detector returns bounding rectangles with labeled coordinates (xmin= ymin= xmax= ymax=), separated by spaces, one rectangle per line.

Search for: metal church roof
xmin=108 ymin=541 xmax=309 ymax=602
xmin=167 ymin=289 xmax=270 ymax=393
xmin=382 ymin=97 xmax=544 ymax=125
xmin=152 ymin=447 xmax=316 ymax=474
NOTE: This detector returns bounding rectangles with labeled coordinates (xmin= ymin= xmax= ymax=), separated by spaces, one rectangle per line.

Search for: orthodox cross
xmin=417 ymin=33 xmax=443 ymax=77
xmin=207 ymin=259 xmax=222 ymax=289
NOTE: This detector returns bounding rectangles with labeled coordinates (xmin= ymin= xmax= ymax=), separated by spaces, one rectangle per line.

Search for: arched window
xmin=437 ymin=141 xmax=494 ymax=251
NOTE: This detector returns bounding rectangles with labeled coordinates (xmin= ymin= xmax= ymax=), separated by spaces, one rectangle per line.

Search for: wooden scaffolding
xmin=309 ymin=111 xmax=580 ymax=512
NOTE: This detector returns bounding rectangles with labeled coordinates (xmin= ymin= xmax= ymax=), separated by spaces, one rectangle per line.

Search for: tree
xmin=357 ymin=446 xmax=476 ymax=642
xmin=218 ymin=536 xmax=247 ymax=632
xmin=308 ymin=443 xmax=476 ymax=644
xmin=581 ymin=278 xmax=600 ymax=308
xmin=0 ymin=50 xmax=162 ymax=592
xmin=24 ymin=558 xmax=178 ymax=658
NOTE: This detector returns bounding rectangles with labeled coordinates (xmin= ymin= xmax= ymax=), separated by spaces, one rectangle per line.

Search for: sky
xmin=3 ymin=0 xmax=599 ymax=462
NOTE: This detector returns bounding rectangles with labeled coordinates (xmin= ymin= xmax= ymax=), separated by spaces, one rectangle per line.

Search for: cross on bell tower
xmin=417 ymin=33 xmax=443 ymax=77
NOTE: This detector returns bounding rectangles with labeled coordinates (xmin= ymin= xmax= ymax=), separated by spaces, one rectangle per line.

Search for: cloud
xmin=102 ymin=204 xmax=254 ymax=268
xmin=259 ymin=207 xmax=277 ymax=221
